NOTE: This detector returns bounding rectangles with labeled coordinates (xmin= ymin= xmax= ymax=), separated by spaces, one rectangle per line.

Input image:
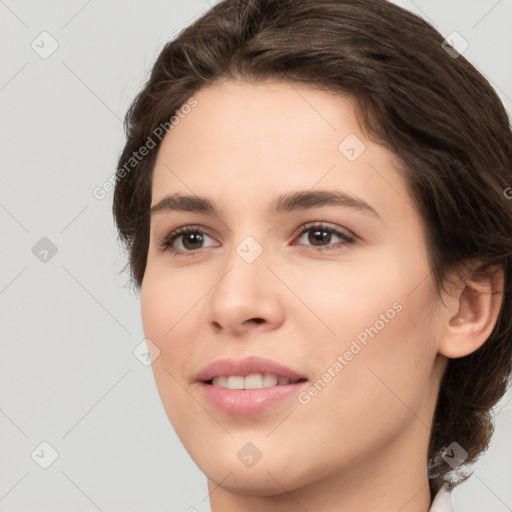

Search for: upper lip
xmin=195 ymin=356 xmax=308 ymax=382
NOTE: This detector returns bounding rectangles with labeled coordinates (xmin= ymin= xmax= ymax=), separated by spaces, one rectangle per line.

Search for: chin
xmin=192 ymin=441 xmax=314 ymax=496
xmin=204 ymin=465 xmax=298 ymax=496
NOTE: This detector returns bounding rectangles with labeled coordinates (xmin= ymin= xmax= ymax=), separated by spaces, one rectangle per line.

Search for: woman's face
xmin=141 ymin=80 xmax=449 ymax=497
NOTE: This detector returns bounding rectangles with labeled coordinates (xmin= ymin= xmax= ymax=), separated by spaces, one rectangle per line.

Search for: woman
xmin=113 ymin=0 xmax=512 ymax=510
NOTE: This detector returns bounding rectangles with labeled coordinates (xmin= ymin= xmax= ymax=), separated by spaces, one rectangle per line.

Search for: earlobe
xmin=438 ymin=265 xmax=504 ymax=359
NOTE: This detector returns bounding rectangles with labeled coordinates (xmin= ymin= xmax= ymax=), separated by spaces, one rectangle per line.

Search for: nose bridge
xmin=207 ymin=226 xmax=282 ymax=331
xmin=217 ymin=230 xmax=268 ymax=298
xmin=218 ymin=211 xmax=268 ymax=272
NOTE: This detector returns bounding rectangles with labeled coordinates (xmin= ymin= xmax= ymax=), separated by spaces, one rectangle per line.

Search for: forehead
xmin=159 ymin=79 xmax=362 ymax=165
xmin=150 ymin=79 xmax=413 ymax=222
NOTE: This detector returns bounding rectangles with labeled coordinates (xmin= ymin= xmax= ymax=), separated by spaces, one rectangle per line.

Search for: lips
xmin=195 ymin=356 xmax=308 ymax=384
xmin=194 ymin=356 xmax=309 ymax=415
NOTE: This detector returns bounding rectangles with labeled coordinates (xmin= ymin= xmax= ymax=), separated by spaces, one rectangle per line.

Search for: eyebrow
xmin=150 ymin=190 xmax=380 ymax=219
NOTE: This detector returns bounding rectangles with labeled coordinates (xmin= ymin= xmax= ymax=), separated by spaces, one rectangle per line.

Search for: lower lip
xmin=198 ymin=381 xmax=308 ymax=415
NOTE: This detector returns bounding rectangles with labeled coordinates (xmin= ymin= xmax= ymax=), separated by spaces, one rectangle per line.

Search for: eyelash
xmin=158 ymin=222 xmax=356 ymax=258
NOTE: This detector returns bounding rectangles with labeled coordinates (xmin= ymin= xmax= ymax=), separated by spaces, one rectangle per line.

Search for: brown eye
xmin=160 ymin=226 xmax=218 ymax=256
xmin=293 ymin=223 xmax=356 ymax=252
xmin=180 ymin=231 xmax=205 ymax=250
xmin=307 ymin=228 xmax=333 ymax=246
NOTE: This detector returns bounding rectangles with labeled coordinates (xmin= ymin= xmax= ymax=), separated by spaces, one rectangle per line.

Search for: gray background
xmin=0 ymin=1 xmax=511 ymax=511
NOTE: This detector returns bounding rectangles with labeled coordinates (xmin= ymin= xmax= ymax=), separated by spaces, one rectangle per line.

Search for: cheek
xmin=293 ymin=254 xmax=436 ymax=407
xmin=308 ymin=278 xmax=437 ymax=436
xmin=140 ymin=271 xmax=198 ymax=430
xmin=141 ymin=272 xmax=172 ymax=347
xmin=140 ymin=267 xmax=196 ymax=392
xmin=140 ymin=258 xmax=206 ymax=340
xmin=286 ymin=254 xmax=406 ymax=348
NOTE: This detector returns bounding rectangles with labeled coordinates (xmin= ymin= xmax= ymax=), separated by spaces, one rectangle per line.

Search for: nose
xmin=208 ymin=239 xmax=285 ymax=336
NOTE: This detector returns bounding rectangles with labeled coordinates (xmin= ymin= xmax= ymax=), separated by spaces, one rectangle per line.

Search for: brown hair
xmin=113 ymin=0 xmax=512 ymax=494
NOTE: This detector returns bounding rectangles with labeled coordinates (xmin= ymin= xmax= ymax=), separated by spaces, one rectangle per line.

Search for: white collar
xmin=428 ymin=482 xmax=454 ymax=512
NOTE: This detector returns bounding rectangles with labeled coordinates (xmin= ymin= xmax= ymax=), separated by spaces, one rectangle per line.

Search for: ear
xmin=438 ymin=263 xmax=504 ymax=359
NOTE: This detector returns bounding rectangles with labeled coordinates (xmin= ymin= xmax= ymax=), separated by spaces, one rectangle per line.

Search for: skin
xmin=140 ymin=79 xmax=503 ymax=511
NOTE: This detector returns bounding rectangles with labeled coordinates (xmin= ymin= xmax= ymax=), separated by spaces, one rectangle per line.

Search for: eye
xmin=292 ymin=222 xmax=356 ymax=252
xmin=159 ymin=225 xmax=218 ymax=257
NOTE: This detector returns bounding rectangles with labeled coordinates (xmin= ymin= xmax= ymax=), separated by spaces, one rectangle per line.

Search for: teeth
xmin=211 ymin=376 xmax=228 ymax=388
xmin=227 ymin=376 xmax=244 ymax=390
xmin=211 ymin=373 xmax=294 ymax=389
xmin=244 ymin=373 xmax=262 ymax=389
xmin=262 ymin=374 xmax=278 ymax=387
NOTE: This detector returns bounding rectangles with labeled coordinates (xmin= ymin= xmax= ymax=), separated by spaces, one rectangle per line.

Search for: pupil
xmin=310 ymin=229 xmax=330 ymax=246
xmin=183 ymin=232 xmax=203 ymax=249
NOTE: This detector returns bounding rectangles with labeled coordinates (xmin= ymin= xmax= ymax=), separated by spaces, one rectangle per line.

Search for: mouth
xmin=195 ymin=356 xmax=309 ymax=415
